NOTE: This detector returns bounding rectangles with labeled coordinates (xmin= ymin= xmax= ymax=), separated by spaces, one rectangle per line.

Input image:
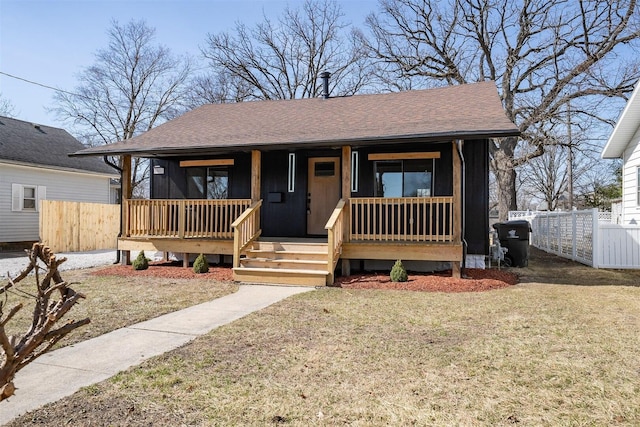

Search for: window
xmin=374 ymin=159 xmax=433 ymax=197
xmin=11 ymin=184 xmax=46 ymax=212
xmin=186 ymin=167 xmax=228 ymax=199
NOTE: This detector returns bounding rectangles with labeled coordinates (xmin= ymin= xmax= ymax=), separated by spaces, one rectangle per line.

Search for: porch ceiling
xmin=72 ymin=81 xmax=519 ymax=158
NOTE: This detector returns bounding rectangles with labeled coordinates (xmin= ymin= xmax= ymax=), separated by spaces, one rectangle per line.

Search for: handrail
xmin=325 ymin=199 xmax=347 ymax=284
xmin=350 ymin=196 xmax=455 ymax=242
xmin=232 ymin=200 xmax=263 ymax=268
xmin=124 ymin=198 xmax=251 ymax=238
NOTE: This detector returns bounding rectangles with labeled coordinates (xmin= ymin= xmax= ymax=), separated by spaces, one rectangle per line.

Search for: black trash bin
xmin=492 ymin=220 xmax=532 ymax=267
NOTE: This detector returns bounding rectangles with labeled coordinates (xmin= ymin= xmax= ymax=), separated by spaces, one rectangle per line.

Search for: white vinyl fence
xmin=509 ymin=209 xmax=640 ymax=269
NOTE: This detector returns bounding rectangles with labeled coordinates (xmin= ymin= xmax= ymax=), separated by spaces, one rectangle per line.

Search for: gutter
xmin=103 ymin=156 xmax=123 ymax=265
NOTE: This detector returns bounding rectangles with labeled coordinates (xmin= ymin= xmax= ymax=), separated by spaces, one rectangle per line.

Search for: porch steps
xmin=233 ymin=240 xmax=330 ymax=286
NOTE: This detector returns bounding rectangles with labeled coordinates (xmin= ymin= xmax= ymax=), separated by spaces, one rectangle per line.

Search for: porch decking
xmin=118 ymin=197 xmax=463 ymax=285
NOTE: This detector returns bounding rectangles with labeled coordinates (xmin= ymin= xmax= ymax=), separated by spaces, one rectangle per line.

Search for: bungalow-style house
xmin=602 ymin=79 xmax=640 ymax=224
xmin=72 ymin=80 xmax=519 ymax=285
xmin=0 ymin=116 xmax=118 ymax=249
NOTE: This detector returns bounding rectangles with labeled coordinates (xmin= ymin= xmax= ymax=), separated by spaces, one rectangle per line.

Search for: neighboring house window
xmin=186 ymin=167 xmax=228 ymax=199
xmin=11 ymin=184 xmax=46 ymax=212
xmin=374 ymin=159 xmax=433 ymax=197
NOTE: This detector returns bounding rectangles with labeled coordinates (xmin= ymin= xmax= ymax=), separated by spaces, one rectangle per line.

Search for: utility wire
xmin=0 ymin=70 xmax=154 ymax=111
xmin=0 ymin=70 xmax=93 ymax=100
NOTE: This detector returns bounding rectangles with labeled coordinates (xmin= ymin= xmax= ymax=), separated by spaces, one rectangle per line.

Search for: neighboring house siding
xmin=621 ymin=127 xmax=640 ymax=224
xmin=0 ymin=163 xmax=112 ymax=242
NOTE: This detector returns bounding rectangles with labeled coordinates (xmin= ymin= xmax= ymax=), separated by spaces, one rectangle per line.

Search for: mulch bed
xmin=91 ymin=262 xmax=518 ymax=292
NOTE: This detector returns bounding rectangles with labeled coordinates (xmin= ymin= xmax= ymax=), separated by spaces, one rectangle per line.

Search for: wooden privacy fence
xmin=39 ymin=200 xmax=119 ymax=252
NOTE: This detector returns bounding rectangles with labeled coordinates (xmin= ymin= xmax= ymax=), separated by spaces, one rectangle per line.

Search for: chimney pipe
xmin=320 ymin=71 xmax=331 ymax=99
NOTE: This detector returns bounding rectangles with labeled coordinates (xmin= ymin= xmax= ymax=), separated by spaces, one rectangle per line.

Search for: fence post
xmin=592 ymin=208 xmax=599 ymax=268
xmin=571 ymin=211 xmax=577 ymax=261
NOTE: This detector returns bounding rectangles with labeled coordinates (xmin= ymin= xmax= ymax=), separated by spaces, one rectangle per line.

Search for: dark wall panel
xmin=352 ymin=140 xmax=489 ymax=255
xmin=463 ymin=140 xmax=489 ymax=255
xmin=151 ymin=154 xmax=251 ymax=200
xmin=260 ymin=151 xmax=306 ymax=237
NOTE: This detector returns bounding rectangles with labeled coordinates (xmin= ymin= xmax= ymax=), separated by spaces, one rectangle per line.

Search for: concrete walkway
xmin=0 ymin=284 xmax=313 ymax=425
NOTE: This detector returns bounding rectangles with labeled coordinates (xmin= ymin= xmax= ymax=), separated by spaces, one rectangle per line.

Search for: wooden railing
xmin=325 ymin=199 xmax=347 ymax=282
xmin=231 ymin=200 xmax=263 ymax=268
xmin=350 ymin=197 xmax=454 ymax=242
xmin=125 ymin=199 xmax=252 ymax=239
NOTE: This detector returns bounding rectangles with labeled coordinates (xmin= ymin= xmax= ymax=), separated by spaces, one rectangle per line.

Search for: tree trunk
xmin=491 ymin=137 xmax=518 ymax=221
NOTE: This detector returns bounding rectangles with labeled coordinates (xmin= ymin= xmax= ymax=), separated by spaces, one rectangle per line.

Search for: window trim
xmin=373 ymin=159 xmax=434 ymax=198
xmin=11 ymin=183 xmax=46 ymax=212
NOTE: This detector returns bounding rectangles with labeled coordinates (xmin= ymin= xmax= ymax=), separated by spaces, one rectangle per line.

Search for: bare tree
xmin=519 ymin=144 xmax=572 ymax=211
xmin=364 ymin=0 xmax=640 ymax=219
xmin=0 ymin=93 xmax=17 ymax=117
xmin=53 ymin=19 xmax=193 ymax=196
xmin=1 ymin=244 xmax=89 ymax=401
xmin=198 ymin=0 xmax=373 ymax=103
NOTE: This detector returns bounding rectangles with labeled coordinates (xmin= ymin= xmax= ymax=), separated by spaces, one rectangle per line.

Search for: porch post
xmin=452 ymin=141 xmax=462 ymax=278
xmin=251 ymin=150 xmax=261 ymax=203
xmin=120 ymin=154 xmax=132 ymax=266
xmin=341 ymin=145 xmax=351 ymax=276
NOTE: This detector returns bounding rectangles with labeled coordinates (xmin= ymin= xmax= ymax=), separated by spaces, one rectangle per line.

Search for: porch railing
xmin=125 ymin=199 xmax=252 ymax=239
xmin=231 ymin=200 xmax=263 ymax=268
xmin=350 ymin=197 xmax=454 ymax=242
xmin=325 ymin=199 xmax=347 ymax=282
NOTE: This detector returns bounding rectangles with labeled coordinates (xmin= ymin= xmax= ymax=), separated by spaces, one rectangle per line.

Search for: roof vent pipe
xmin=320 ymin=71 xmax=331 ymax=99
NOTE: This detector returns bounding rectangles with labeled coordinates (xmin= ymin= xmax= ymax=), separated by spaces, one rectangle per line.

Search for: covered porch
xmin=116 ymin=142 xmax=465 ymax=286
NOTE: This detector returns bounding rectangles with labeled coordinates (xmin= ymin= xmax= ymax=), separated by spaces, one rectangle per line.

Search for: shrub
xmin=390 ymin=259 xmax=408 ymax=282
xmin=193 ymin=253 xmax=209 ymax=274
xmin=132 ymin=250 xmax=149 ymax=271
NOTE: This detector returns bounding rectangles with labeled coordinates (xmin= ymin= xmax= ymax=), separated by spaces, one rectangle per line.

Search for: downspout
xmin=104 ymin=156 xmax=123 ymax=264
xmin=455 ymin=140 xmax=467 ymax=274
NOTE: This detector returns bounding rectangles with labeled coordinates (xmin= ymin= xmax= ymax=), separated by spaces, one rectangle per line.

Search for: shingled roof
xmin=0 ymin=116 xmax=115 ymax=175
xmin=72 ymin=81 xmax=519 ymax=157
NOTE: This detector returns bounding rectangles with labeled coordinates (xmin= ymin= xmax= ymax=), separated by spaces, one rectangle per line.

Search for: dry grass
xmin=9 ymin=280 xmax=640 ymax=426
xmin=3 ymin=267 xmax=238 ymax=347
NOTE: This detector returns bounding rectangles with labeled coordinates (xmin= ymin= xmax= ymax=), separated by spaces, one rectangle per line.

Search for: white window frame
xmin=11 ymin=184 xmax=46 ymax=212
xmin=351 ymin=151 xmax=359 ymax=193
xmin=288 ymin=153 xmax=296 ymax=192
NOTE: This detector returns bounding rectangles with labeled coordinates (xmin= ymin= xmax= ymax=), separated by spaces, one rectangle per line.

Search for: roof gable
xmin=73 ymin=81 xmax=519 ymax=157
xmin=0 ymin=116 xmax=115 ymax=174
xmin=602 ymin=79 xmax=640 ymax=159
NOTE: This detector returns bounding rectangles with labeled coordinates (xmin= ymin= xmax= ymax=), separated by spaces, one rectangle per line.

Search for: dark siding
xmin=260 ymin=151 xmax=307 ymax=237
xmin=150 ymin=153 xmax=251 ymax=200
xmin=354 ymin=141 xmax=451 ymax=197
xmin=463 ymin=140 xmax=489 ymax=255
xmin=353 ymin=140 xmax=489 ymax=255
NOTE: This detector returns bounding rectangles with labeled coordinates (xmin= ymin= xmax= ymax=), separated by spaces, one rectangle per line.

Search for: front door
xmin=307 ymin=157 xmax=340 ymax=235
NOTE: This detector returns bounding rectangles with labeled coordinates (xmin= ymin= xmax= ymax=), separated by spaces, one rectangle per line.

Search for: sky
xmin=0 ymin=0 xmax=378 ymax=128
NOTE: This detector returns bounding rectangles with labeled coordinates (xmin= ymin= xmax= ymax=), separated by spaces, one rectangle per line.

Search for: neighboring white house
xmin=0 ymin=116 xmax=118 ymax=247
xmin=601 ymin=79 xmax=640 ymax=225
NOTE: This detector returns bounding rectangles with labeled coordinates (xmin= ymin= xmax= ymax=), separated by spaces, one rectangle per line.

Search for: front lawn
xmin=4 ymin=268 xmax=238 ymax=348
xmin=9 ymin=282 xmax=640 ymax=426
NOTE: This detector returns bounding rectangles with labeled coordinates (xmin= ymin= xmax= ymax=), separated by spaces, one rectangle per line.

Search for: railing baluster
xmin=348 ymin=197 xmax=454 ymax=243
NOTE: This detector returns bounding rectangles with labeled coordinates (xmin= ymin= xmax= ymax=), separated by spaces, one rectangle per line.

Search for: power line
xmin=0 ymin=70 xmax=91 ymax=100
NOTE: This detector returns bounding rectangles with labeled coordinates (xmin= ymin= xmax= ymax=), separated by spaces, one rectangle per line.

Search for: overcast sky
xmin=0 ymin=0 xmax=377 ymax=128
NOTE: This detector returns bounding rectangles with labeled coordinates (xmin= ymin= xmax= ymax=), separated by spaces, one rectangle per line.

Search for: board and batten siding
xmin=621 ymin=126 xmax=640 ymax=224
xmin=0 ymin=163 xmax=114 ymax=242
